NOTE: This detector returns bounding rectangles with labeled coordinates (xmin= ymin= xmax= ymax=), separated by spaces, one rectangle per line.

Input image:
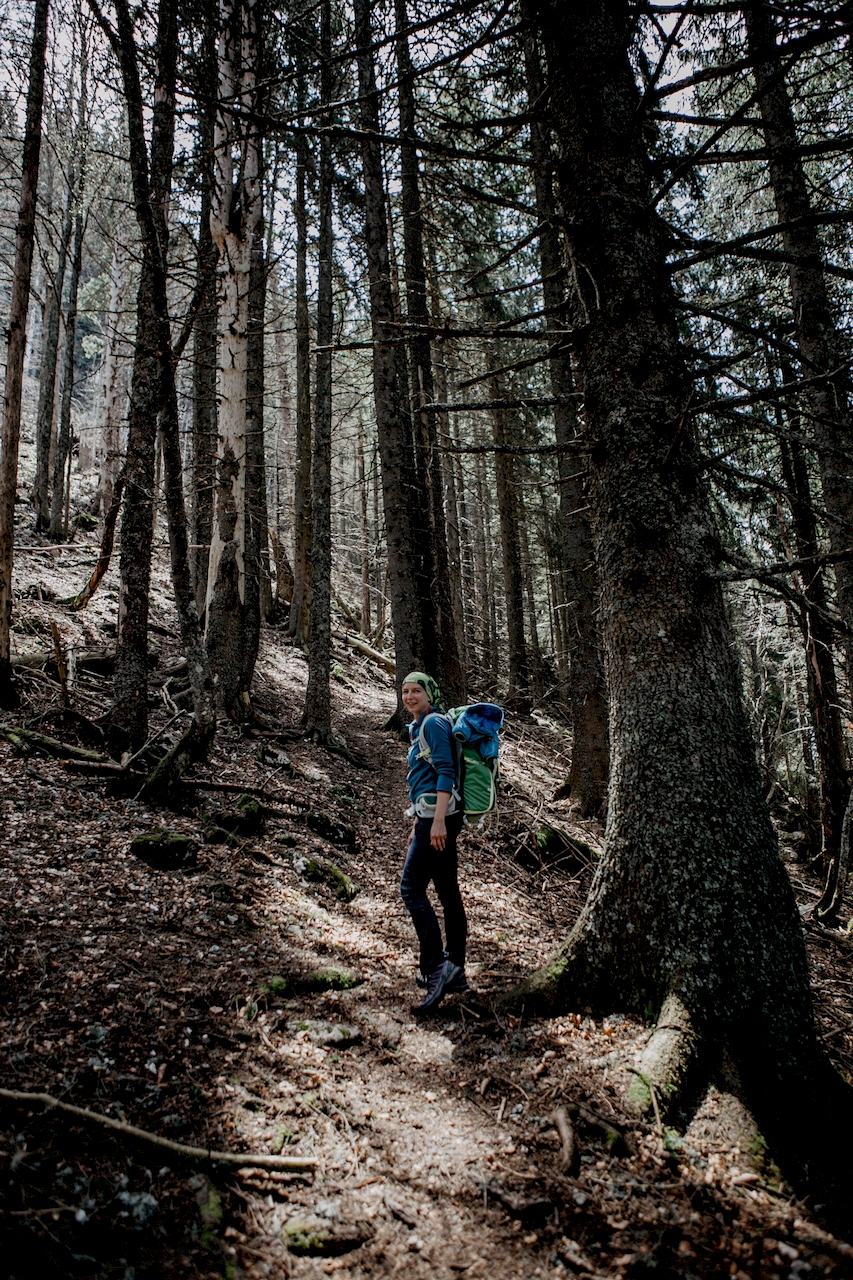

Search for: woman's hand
xmin=430 ymin=816 xmax=447 ymax=850
xmin=430 ymin=790 xmax=452 ymax=850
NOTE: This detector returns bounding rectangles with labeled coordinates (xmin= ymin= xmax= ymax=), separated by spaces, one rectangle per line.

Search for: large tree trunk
xmin=205 ymin=0 xmax=264 ymax=719
xmin=354 ymin=0 xmax=427 ymax=704
xmin=0 ymin=0 xmax=49 ymax=705
xmin=523 ymin=20 xmax=608 ymax=813
xmin=512 ymin=0 xmax=849 ymax=1204
xmin=395 ymin=0 xmax=465 ymax=708
xmin=303 ymin=0 xmax=334 ymax=742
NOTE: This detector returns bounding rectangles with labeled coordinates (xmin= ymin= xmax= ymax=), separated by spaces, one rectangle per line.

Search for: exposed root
xmin=0 ymin=1087 xmax=315 ymax=1172
xmin=625 ymin=993 xmax=699 ymax=1121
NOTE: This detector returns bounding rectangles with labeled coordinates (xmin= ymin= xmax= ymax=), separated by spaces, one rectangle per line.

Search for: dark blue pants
xmin=400 ymin=813 xmax=467 ymax=975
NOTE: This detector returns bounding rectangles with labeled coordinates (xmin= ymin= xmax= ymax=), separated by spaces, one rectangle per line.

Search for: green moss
xmin=199 ymin=1184 xmax=222 ymax=1250
xmin=131 ymin=829 xmax=198 ymax=869
xmin=272 ymin=1123 xmax=298 ymax=1153
xmin=263 ymin=975 xmax=289 ymax=996
xmin=300 ymin=856 xmax=358 ymax=902
xmin=626 ymin=1071 xmax=652 ymax=1113
xmin=306 ymin=967 xmax=359 ymax=992
xmin=282 ymin=1220 xmax=331 ymax=1255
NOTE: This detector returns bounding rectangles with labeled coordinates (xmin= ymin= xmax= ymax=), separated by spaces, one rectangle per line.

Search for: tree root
xmin=625 ymin=993 xmax=699 ymax=1121
xmin=0 ymin=1087 xmax=316 ymax=1173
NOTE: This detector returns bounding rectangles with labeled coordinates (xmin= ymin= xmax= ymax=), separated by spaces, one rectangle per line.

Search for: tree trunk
xmin=92 ymin=239 xmax=128 ymax=518
xmin=0 ymin=0 xmax=49 ymax=705
xmin=523 ymin=19 xmax=608 ymax=813
xmin=102 ymin=0 xmax=214 ymax=771
xmin=513 ymin=0 xmax=849 ymax=1203
xmin=304 ymin=0 xmax=334 ymax=741
xmin=49 ymin=208 xmax=84 ymax=541
xmin=241 ymin=197 xmax=269 ymax=687
xmin=34 ymin=188 xmax=73 ymax=533
xmin=104 ymin=0 xmax=177 ymax=754
xmin=205 ymin=0 xmax=265 ymax=719
xmin=190 ymin=20 xmax=218 ymax=612
xmin=772 ymin=364 xmax=849 ymax=916
xmin=395 ymin=0 xmax=464 ymax=707
xmin=354 ymin=0 xmax=426 ymax=705
xmin=488 ymin=388 xmax=530 ymax=709
xmin=745 ymin=0 xmax=853 ymax=671
xmin=288 ymin=104 xmax=312 ymax=646
xmin=356 ymin=415 xmax=371 ymax=635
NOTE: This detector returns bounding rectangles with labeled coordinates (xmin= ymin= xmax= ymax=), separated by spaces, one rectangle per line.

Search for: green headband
xmin=403 ymin=671 xmax=443 ymax=711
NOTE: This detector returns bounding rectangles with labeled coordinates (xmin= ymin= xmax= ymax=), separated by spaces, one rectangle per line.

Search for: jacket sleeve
xmin=422 ymin=715 xmax=457 ymax=794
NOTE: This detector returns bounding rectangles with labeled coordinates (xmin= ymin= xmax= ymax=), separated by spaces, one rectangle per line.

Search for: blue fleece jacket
xmin=407 ymin=709 xmax=457 ymax=803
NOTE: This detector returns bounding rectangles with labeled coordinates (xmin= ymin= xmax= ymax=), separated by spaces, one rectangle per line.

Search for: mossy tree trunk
xmin=514 ymin=0 xmax=851 ymax=1202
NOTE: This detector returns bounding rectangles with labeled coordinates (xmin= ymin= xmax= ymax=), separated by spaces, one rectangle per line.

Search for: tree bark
xmin=0 ymin=0 xmax=50 ymax=705
xmin=513 ymin=0 xmax=847 ymax=1201
xmin=354 ymin=0 xmax=427 ymax=706
xmin=303 ymin=0 xmax=334 ymax=741
xmin=523 ymin=19 xmax=608 ymax=813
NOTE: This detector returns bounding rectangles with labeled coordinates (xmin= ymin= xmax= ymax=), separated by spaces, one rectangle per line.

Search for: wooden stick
xmin=0 ymin=1088 xmax=316 ymax=1172
xmin=553 ymin=1105 xmax=575 ymax=1170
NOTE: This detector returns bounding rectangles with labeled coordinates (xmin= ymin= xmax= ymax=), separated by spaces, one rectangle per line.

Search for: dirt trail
xmin=2 ymin=603 xmax=853 ymax=1277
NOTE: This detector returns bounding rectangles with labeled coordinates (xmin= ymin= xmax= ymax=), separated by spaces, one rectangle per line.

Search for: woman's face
xmin=402 ymin=681 xmax=431 ymax=720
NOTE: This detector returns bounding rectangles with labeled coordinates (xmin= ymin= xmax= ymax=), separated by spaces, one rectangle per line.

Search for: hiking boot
xmin=414 ymin=961 xmax=464 ymax=1014
xmin=416 ymin=967 xmax=468 ymax=994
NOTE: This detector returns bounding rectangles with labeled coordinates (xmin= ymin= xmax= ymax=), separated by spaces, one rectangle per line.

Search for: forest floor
xmin=2 ymin=526 xmax=853 ymax=1279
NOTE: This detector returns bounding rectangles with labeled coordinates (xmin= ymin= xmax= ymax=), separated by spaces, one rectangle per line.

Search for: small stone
xmin=289 ymin=1018 xmax=361 ymax=1048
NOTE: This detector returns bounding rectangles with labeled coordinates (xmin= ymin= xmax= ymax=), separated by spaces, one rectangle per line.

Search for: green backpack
xmin=415 ymin=703 xmax=504 ymax=825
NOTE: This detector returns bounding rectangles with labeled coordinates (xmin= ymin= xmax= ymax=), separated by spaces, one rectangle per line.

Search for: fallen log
xmin=0 ymin=1087 xmax=316 ymax=1173
xmin=10 ymin=647 xmax=115 ymax=670
xmin=331 ymin=629 xmax=395 ymax=673
xmin=0 ymin=725 xmax=111 ymax=763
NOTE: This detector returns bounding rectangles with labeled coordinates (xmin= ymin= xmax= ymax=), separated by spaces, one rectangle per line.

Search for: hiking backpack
xmin=415 ymin=703 xmax=504 ymax=825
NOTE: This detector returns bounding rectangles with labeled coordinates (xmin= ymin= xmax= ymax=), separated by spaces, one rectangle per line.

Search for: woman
xmin=399 ymin=672 xmax=468 ymax=1013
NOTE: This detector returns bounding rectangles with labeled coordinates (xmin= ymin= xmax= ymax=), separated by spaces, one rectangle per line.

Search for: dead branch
xmin=553 ymin=1105 xmax=576 ymax=1170
xmin=0 ymin=1088 xmax=316 ymax=1172
xmin=332 ymin=628 xmax=395 ymax=673
xmin=64 ymin=472 xmax=125 ymax=610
